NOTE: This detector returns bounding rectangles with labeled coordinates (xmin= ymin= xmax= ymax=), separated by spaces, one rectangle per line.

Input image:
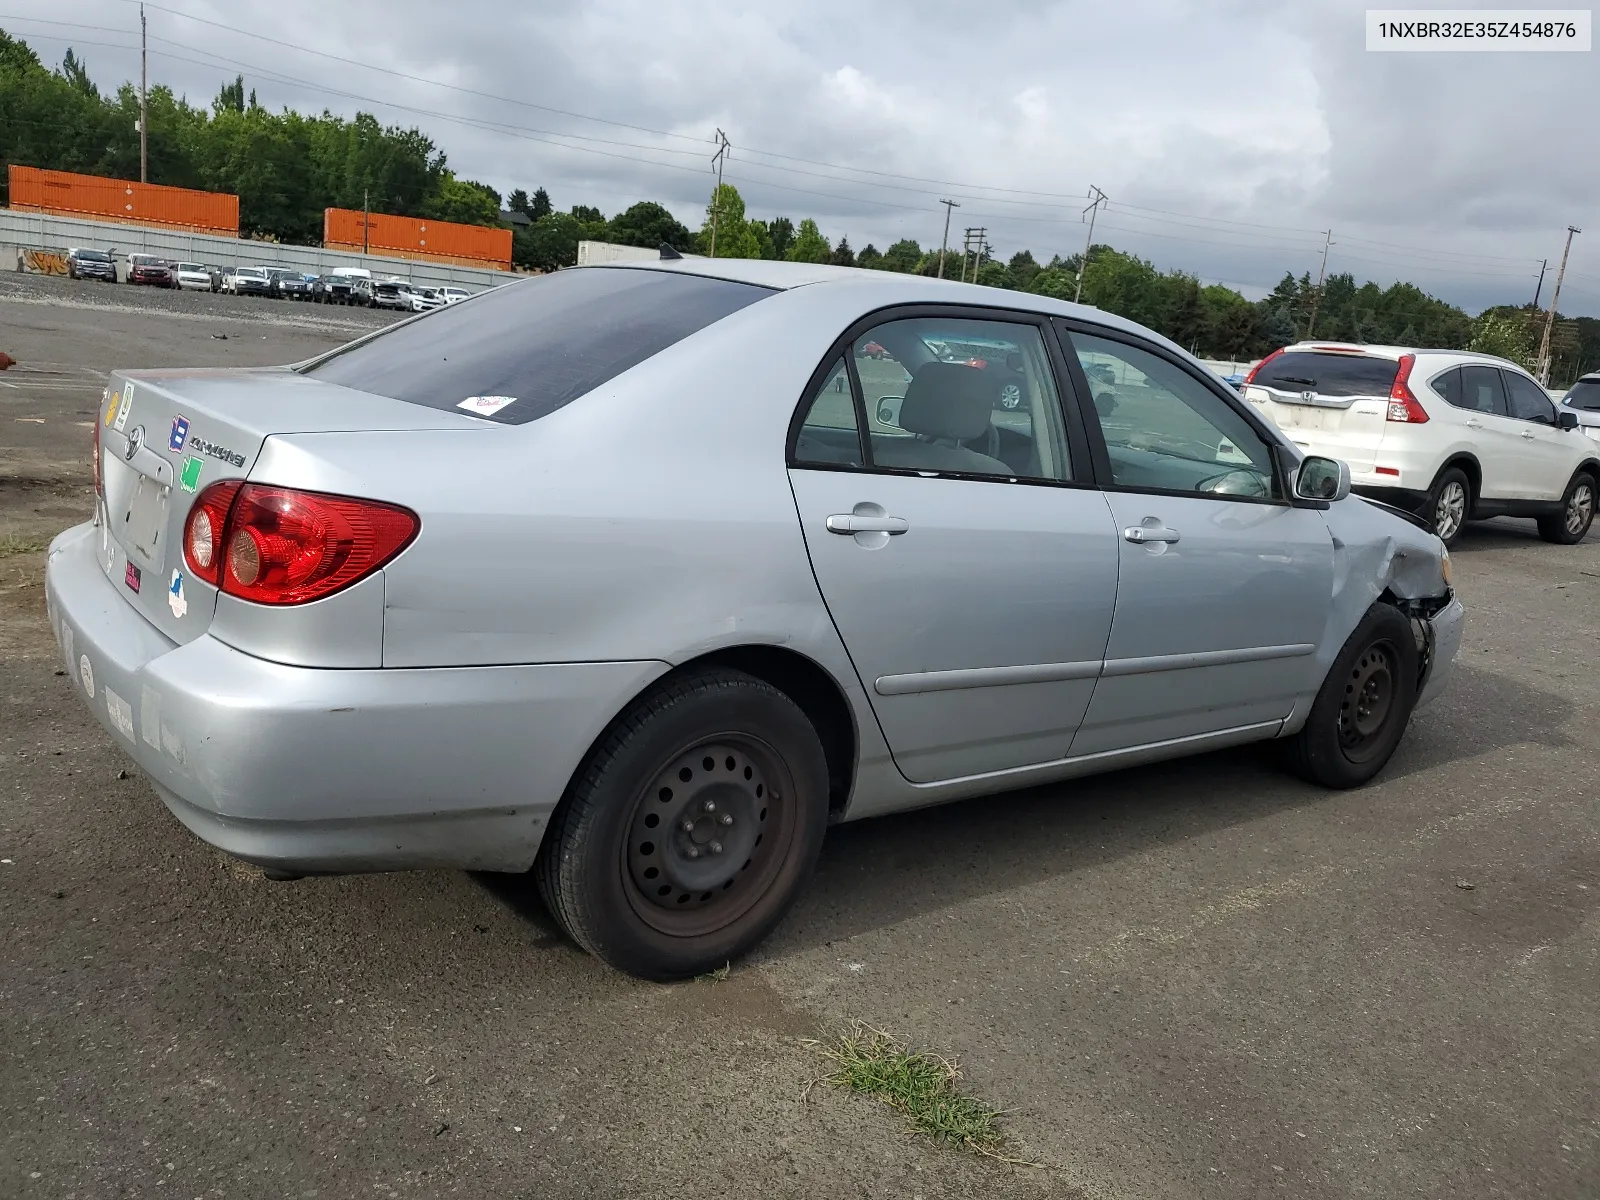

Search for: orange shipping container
xmin=7 ymin=165 xmax=239 ymax=237
xmin=324 ymin=208 xmax=511 ymax=270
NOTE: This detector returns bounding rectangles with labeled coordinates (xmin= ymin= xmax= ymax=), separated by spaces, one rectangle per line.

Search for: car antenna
xmin=659 ymin=243 xmax=682 ymax=260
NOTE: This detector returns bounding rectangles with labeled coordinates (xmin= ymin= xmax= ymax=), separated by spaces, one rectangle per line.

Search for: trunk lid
xmin=97 ymin=368 xmax=480 ymax=642
xmin=1244 ymin=350 xmax=1399 ymax=472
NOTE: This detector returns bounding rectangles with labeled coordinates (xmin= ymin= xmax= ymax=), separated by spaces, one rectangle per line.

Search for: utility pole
xmin=1074 ymin=186 xmax=1106 ymax=303
xmin=1533 ymin=258 xmax=1548 ymax=307
xmin=936 ymin=198 xmax=959 ymax=278
xmin=959 ymin=227 xmax=987 ymax=283
xmin=1536 ymin=225 xmax=1581 ymax=385
xmin=1304 ymin=229 xmax=1334 ymax=338
xmin=139 ymin=3 xmax=148 ymax=183
xmin=708 ymin=129 xmax=730 ymax=259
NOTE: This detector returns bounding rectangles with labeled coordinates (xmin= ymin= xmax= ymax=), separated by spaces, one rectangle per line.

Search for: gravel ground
xmin=1 ymin=283 xmax=1597 ymax=1199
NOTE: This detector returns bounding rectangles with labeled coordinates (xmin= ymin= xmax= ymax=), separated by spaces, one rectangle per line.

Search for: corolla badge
xmin=124 ymin=425 xmax=145 ymax=461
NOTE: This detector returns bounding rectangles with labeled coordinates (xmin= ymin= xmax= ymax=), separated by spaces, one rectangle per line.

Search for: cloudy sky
xmin=6 ymin=0 xmax=1598 ymax=315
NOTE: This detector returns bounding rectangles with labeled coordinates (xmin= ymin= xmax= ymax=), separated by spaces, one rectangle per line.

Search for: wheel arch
xmin=560 ymin=644 xmax=860 ymax=823
xmin=1432 ymin=453 xmax=1481 ymax=505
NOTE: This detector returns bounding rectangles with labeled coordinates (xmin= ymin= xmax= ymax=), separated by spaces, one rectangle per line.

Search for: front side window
xmin=847 ymin=317 xmax=1073 ymax=481
xmin=1069 ymin=331 xmax=1278 ymax=500
xmin=1502 ymin=371 xmax=1557 ymax=424
xmin=304 ymin=268 xmax=773 ymax=425
xmin=1458 ymin=366 xmax=1508 ymax=416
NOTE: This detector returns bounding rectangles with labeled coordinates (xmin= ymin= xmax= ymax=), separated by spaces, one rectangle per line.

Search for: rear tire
xmin=535 ymin=668 xmax=829 ymax=981
xmin=1537 ymin=472 xmax=1596 ymax=545
xmin=1428 ymin=467 xmax=1471 ymax=546
xmin=1285 ymin=604 xmax=1419 ymax=789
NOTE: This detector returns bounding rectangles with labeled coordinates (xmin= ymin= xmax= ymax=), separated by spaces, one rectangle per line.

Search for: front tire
xmin=536 ymin=668 xmax=829 ymax=980
xmin=1285 ymin=604 xmax=1420 ymax=788
xmin=1537 ymin=472 xmax=1596 ymax=545
xmin=1428 ymin=467 xmax=1471 ymax=546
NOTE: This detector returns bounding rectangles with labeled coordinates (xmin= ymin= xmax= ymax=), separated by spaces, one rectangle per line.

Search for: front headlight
xmin=1440 ymin=550 xmax=1453 ymax=588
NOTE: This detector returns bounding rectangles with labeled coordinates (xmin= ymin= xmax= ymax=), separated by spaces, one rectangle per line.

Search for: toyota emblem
xmin=124 ymin=425 xmax=144 ymax=461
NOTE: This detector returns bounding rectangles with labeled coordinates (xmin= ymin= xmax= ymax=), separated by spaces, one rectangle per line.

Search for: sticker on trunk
xmin=456 ymin=395 xmax=517 ymax=416
xmin=169 ymin=415 xmax=190 ymax=452
xmin=113 ymin=382 xmax=134 ymax=431
xmin=79 ymin=653 xmax=94 ymax=698
xmin=104 ymin=391 xmax=121 ymax=426
xmin=168 ymin=569 xmax=187 ymax=619
xmin=124 ymin=561 xmax=141 ymax=593
xmin=178 ymin=456 xmax=203 ymax=492
xmin=104 ymin=687 xmax=136 ymax=743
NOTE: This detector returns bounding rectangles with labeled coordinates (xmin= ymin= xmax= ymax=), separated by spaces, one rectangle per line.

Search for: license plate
xmin=124 ymin=474 xmax=170 ymax=563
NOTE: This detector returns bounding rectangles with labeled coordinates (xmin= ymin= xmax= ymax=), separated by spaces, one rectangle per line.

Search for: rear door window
xmin=303 ymin=268 xmax=774 ymax=425
xmin=1459 ymin=366 xmax=1509 ymax=416
xmin=1253 ymin=352 xmax=1400 ymax=397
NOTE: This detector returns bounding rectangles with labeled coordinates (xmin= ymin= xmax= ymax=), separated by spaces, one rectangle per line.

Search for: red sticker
xmin=124 ymin=561 xmax=142 ymax=593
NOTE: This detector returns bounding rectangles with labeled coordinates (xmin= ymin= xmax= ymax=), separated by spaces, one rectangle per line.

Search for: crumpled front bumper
xmin=1415 ymin=595 xmax=1464 ymax=710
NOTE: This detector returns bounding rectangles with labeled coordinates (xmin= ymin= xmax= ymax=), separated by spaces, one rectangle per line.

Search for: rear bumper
xmin=45 ymin=522 xmax=667 ymax=875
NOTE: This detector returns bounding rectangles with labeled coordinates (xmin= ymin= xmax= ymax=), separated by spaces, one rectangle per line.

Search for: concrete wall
xmin=2 ymin=208 xmax=517 ymax=290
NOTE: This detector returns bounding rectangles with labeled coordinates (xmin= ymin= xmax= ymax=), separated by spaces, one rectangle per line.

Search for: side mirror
xmin=1558 ymin=409 xmax=1579 ymax=431
xmin=1295 ymin=455 xmax=1351 ymax=502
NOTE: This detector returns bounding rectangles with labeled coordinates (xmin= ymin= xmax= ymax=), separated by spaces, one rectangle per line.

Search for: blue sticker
xmin=169 ymin=415 xmax=190 ymax=452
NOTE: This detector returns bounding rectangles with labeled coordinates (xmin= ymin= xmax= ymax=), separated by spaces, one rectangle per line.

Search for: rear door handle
xmin=1465 ymin=419 xmax=1483 ymax=429
xmin=827 ymin=514 xmax=909 ymax=535
xmin=1521 ymin=430 xmax=1537 ymax=440
xmin=1124 ymin=525 xmax=1181 ymax=545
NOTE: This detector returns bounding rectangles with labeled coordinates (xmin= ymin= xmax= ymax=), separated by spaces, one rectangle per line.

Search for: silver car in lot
xmin=45 ymin=260 xmax=1463 ymax=979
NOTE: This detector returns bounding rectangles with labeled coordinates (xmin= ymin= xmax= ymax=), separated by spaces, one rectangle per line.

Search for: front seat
xmin=874 ymin=362 xmax=1012 ymax=475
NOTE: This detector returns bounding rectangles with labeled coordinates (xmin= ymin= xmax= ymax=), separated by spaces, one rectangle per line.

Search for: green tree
xmin=529 ymin=186 xmax=552 ymax=220
xmin=506 ymin=187 xmax=529 ymax=216
xmin=213 ymin=74 xmax=245 ymax=115
xmin=570 ymin=203 xmax=604 ymax=223
xmin=880 ymin=239 xmax=922 ymax=273
xmin=975 ymin=259 xmax=1009 ymax=288
xmin=608 ymin=200 xmax=693 ymax=251
xmin=765 ymin=216 xmax=795 ymax=259
xmin=697 ymin=183 xmax=761 ymax=258
xmin=830 ymin=236 xmax=855 ymax=267
xmin=58 ymin=47 xmax=96 ymax=97
xmin=856 ymin=243 xmax=882 ymax=269
xmin=523 ymin=211 xmax=583 ymax=271
xmin=1027 ymin=267 xmax=1077 ymax=301
xmin=1006 ymin=250 xmax=1039 ymax=291
xmin=425 ymin=172 xmax=501 ymax=225
xmin=786 ymin=218 xmax=831 ymax=263
xmin=1468 ymin=312 xmax=1535 ymax=368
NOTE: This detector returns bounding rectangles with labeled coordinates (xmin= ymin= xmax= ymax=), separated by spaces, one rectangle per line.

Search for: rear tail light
xmin=1385 ymin=353 xmax=1429 ymax=423
xmin=92 ymin=402 xmax=103 ymax=501
xmin=182 ymin=482 xmax=416 ymax=604
xmin=1243 ymin=348 xmax=1284 ymax=386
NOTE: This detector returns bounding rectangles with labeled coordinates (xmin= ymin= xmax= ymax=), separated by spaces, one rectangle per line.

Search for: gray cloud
xmin=8 ymin=0 xmax=1597 ymax=313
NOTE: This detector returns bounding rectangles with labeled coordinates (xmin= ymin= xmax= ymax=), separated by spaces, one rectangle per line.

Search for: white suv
xmin=1560 ymin=372 xmax=1600 ymax=442
xmin=1244 ymin=342 xmax=1598 ymax=546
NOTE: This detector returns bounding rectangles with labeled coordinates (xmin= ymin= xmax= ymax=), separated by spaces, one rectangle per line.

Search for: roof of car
xmin=1280 ymin=340 xmax=1528 ymax=369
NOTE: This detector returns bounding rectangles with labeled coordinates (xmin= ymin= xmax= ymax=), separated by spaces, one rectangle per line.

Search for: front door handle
xmin=1124 ymin=524 xmax=1181 ymax=545
xmin=1521 ymin=429 xmax=1537 ymax=440
xmin=1465 ymin=419 xmax=1483 ymax=429
xmin=827 ymin=513 xmax=909 ymax=535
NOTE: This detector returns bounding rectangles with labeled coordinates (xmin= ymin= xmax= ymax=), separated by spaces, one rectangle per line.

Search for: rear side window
xmin=303 ymin=268 xmax=774 ymax=425
xmin=1254 ymin=352 xmax=1399 ymax=397
xmin=1565 ymin=380 xmax=1600 ymax=412
xmin=1433 ymin=368 xmax=1462 ymax=407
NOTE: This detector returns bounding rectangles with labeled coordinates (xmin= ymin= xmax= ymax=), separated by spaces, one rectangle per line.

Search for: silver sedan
xmin=45 ymin=259 xmax=1463 ymax=979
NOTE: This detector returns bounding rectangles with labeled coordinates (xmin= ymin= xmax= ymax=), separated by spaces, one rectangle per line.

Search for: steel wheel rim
xmin=621 ymin=734 xmax=795 ymax=937
xmin=1435 ymin=481 xmax=1465 ymax=540
xmin=1338 ymin=640 xmax=1398 ymax=762
xmin=1565 ymin=483 xmax=1593 ymax=536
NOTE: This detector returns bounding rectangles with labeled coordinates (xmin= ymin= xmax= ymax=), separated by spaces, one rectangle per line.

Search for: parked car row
xmin=60 ymin=247 xmax=475 ymax=309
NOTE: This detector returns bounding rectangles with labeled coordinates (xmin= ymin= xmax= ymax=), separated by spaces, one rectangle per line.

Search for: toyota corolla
xmin=45 ymin=258 xmax=1463 ymax=980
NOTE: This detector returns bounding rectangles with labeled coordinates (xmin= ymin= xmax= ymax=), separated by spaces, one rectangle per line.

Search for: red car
xmin=127 ymin=255 xmax=176 ymax=287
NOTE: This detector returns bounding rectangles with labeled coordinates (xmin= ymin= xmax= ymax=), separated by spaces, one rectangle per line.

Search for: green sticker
xmin=179 ymin=456 xmax=203 ymax=492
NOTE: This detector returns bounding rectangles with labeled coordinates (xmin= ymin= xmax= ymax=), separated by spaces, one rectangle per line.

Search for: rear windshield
xmin=1254 ymin=351 xmax=1400 ymax=397
xmin=1564 ymin=380 xmax=1600 ymax=412
xmin=302 ymin=268 xmax=775 ymax=425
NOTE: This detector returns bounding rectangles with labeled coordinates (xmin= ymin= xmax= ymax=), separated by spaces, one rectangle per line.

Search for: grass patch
xmin=694 ymin=962 xmax=731 ymax=983
xmin=0 ymin=533 xmax=50 ymax=560
xmin=814 ymin=1023 xmax=1033 ymax=1163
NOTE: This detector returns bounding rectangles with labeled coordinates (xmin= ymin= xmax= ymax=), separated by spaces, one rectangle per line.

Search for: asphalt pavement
xmin=1 ymin=275 xmax=1596 ymax=1199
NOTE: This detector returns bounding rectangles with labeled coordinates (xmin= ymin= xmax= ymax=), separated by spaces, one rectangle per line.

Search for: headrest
xmin=898 ymin=362 xmax=994 ymax=442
